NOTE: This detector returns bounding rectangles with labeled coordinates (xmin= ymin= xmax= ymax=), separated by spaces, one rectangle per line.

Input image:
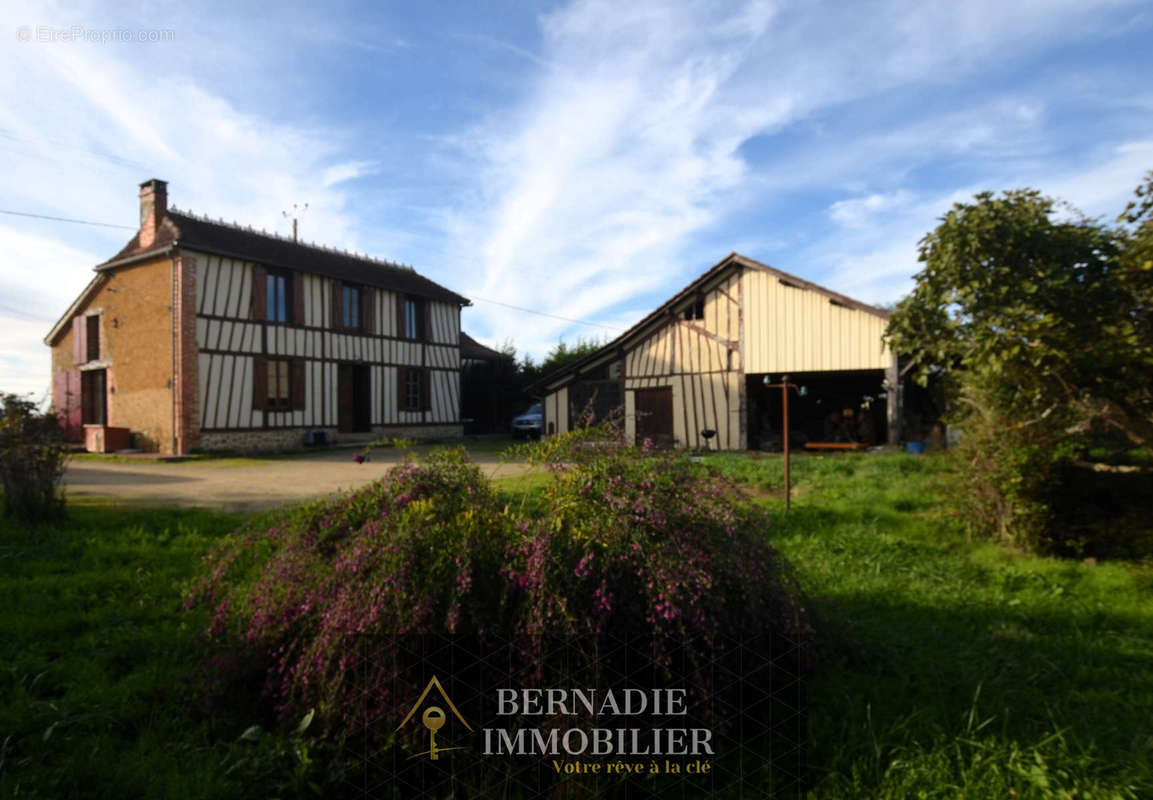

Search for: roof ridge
xmin=167 ymin=207 xmax=415 ymax=272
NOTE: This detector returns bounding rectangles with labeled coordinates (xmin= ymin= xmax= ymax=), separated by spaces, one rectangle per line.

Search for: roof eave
xmin=44 ymin=273 xmax=109 ymax=345
xmin=94 ymin=244 xmax=176 ymax=272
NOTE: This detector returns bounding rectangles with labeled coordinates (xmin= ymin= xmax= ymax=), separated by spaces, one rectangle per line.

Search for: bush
xmin=0 ymin=393 xmax=69 ymax=523
xmin=187 ymin=429 xmax=812 ymax=792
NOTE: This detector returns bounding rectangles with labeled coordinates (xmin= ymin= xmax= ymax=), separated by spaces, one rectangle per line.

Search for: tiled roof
xmin=459 ymin=331 xmax=508 ymax=361
xmin=98 ymin=210 xmax=469 ymax=306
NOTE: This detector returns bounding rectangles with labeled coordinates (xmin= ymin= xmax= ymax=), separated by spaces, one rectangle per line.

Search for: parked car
xmin=511 ymin=402 xmax=543 ymax=439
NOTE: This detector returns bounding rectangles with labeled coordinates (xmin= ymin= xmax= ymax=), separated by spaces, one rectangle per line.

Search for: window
xmin=682 ymin=298 xmax=704 ymax=321
xmin=342 ymin=284 xmax=361 ymax=330
xmin=81 ymin=369 xmax=107 ymax=425
xmin=267 ymin=359 xmax=292 ymax=410
xmin=86 ymin=315 xmax=100 ymax=361
xmin=266 ymin=271 xmax=290 ymax=323
xmin=403 ymin=297 xmax=423 ymax=340
xmin=403 ymin=367 xmax=423 ymax=412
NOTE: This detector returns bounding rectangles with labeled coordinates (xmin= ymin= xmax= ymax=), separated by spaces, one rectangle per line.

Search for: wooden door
xmin=337 ymin=364 xmax=355 ymax=433
xmin=353 ymin=365 xmax=372 ymax=432
xmin=635 ymin=387 xmax=674 ymax=448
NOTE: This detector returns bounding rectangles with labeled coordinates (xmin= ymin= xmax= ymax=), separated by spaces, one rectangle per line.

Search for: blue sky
xmin=2 ymin=0 xmax=1151 ymax=397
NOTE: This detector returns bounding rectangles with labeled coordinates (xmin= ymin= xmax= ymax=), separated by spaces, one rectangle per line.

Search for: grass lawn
xmin=704 ymin=451 xmax=1153 ymax=798
xmin=2 ymin=453 xmax=1151 ymax=797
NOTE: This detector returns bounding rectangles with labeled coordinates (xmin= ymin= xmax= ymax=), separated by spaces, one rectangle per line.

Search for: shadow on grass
xmin=770 ymin=502 xmax=1153 ymax=796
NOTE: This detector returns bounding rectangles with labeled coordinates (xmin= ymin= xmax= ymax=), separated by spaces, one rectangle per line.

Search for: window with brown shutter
xmin=252 ymin=357 xmax=268 ymax=411
xmin=72 ymin=316 xmax=86 ymax=365
xmin=360 ymin=287 xmax=375 ymax=334
xmin=86 ymin=315 xmax=100 ymax=361
xmin=266 ymin=359 xmax=292 ymax=410
xmin=266 ymin=271 xmax=291 ymax=323
xmin=251 ymin=266 xmax=267 ymax=320
xmin=291 ymin=361 xmax=306 ymax=410
xmin=340 ymin=284 xmax=361 ymax=330
xmin=400 ymin=367 xmax=424 ymax=413
xmin=421 ymin=369 xmax=431 ymax=412
xmin=292 ymin=274 xmax=305 ymax=324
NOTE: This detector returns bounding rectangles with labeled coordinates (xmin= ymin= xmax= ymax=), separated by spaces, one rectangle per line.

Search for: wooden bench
xmin=803 ymin=442 xmax=870 ymax=451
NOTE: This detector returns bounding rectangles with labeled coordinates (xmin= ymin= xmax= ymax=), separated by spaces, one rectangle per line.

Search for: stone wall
xmin=197 ymin=424 xmax=463 ymax=453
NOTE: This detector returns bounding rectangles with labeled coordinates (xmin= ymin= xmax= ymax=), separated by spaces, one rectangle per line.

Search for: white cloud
xmin=828 ymin=191 xmax=917 ymax=229
xmin=445 ymin=0 xmax=1145 ymax=353
xmin=807 ymin=138 xmax=1153 ymax=307
xmin=0 ymin=1 xmax=370 ymax=397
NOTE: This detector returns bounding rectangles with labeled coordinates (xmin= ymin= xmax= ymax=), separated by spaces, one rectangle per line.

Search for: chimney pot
xmin=138 ymin=178 xmax=167 ymax=249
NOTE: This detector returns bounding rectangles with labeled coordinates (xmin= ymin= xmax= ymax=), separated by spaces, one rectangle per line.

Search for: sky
xmin=1 ymin=0 xmax=1151 ymax=399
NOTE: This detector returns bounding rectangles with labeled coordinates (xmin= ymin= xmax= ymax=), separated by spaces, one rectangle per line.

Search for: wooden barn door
xmin=634 ymin=387 xmax=674 ymax=448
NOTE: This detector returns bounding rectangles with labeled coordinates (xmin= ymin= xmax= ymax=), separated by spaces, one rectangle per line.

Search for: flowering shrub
xmin=188 ymin=431 xmax=812 ymax=750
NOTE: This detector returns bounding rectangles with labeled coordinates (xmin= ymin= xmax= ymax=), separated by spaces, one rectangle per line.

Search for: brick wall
xmin=48 ymin=257 xmax=176 ymax=452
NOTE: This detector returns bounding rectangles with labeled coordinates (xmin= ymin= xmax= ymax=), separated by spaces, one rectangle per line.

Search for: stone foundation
xmin=197 ymin=425 xmax=463 ymax=453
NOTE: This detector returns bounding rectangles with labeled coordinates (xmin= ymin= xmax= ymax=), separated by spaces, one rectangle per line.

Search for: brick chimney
xmin=138 ymin=178 xmax=168 ymax=248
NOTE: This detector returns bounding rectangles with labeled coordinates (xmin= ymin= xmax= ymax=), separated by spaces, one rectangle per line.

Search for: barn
xmin=531 ymin=252 xmax=900 ymax=451
xmin=44 ymin=178 xmax=470 ymax=454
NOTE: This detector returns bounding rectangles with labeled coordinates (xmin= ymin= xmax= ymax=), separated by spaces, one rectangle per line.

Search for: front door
xmin=338 ymin=365 xmax=372 ymax=433
xmin=634 ymin=387 xmax=674 ymax=448
xmin=338 ymin=365 xmax=355 ymax=433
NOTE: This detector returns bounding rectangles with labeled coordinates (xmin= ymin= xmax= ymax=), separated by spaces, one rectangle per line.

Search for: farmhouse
xmin=532 ymin=252 xmax=900 ymax=451
xmin=44 ymin=179 xmax=470 ymax=454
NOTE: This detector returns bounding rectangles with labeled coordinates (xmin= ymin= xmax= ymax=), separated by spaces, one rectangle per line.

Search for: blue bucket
xmin=905 ymin=441 xmax=926 ymax=455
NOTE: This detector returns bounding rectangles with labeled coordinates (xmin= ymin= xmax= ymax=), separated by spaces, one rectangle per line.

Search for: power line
xmin=468 ymin=295 xmax=624 ymax=332
xmin=0 ymin=208 xmax=135 ymax=230
xmin=0 ymin=204 xmax=625 ymax=333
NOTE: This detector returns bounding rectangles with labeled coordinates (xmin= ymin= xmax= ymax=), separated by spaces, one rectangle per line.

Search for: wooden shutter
xmin=291 ymin=360 xmax=306 ymax=410
xmin=72 ymin=316 xmax=86 ymax=365
xmin=396 ymin=366 xmax=406 ymax=412
xmin=396 ymin=294 xmax=406 ymax=339
xmin=252 ymin=356 xmax=268 ymax=410
xmin=421 ymin=369 xmax=431 ymax=412
xmin=360 ymin=287 xmax=375 ymax=334
xmin=292 ymin=273 xmax=305 ymax=325
xmin=251 ymin=265 xmax=267 ymax=320
xmin=331 ymin=281 xmax=343 ymax=329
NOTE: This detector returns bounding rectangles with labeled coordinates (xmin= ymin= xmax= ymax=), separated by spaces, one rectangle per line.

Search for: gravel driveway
xmin=64 ymin=446 xmax=535 ymax=511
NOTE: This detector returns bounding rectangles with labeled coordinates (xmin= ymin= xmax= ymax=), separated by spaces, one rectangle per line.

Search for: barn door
xmin=634 ymin=387 xmax=674 ymax=448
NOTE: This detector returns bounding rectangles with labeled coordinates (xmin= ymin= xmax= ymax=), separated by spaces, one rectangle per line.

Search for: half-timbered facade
xmin=45 ymin=179 xmax=470 ymax=454
xmin=532 ymin=252 xmax=899 ymax=451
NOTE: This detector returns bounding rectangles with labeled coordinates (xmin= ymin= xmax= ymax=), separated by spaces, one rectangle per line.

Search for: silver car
xmin=511 ymin=402 xmax=543 ymax=439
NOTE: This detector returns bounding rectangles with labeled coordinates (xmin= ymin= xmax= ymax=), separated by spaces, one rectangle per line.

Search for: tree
xmin=886 ymin=177 xmax=1153 ymax=548
xmin=887 ymin=182 xmax=1153 ymax=448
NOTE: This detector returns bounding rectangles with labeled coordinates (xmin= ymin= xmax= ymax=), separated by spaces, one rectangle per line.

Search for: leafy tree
xmin=887 ymin=182 xmax=1153 ymax=448
xmin=886 ymin=176 xmax=1153 ymax=547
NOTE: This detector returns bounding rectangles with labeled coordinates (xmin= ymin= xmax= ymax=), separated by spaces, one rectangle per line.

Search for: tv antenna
xmin=282 ymin=203 xmax=309 ymax=241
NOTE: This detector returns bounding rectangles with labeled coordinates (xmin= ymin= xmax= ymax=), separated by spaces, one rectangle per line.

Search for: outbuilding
xmin=530 ymin=252 xmax=900 ymax=451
